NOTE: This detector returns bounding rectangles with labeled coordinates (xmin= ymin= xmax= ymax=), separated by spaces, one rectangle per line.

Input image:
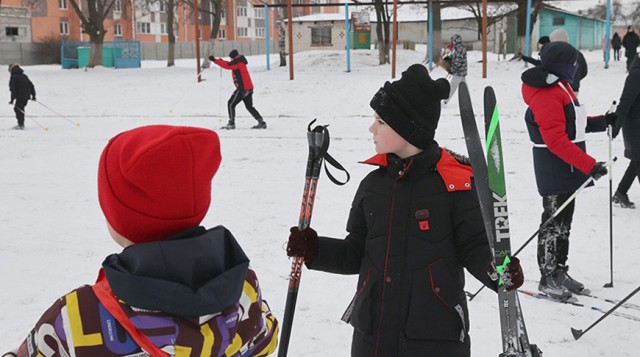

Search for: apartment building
xmin=1 ymin=0 xmax=322 ymax=44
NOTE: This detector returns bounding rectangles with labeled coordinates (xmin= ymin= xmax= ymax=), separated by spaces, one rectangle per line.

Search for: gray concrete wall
xmin=0 ymin=42 xmax=45 ymax=65
xmin=140 ymin=40 xmax=278 ymax=60
xmin=0 ymin=6 xmax=32 ymax=43
xmin=1 ymin=40 xmax=278 ymax=65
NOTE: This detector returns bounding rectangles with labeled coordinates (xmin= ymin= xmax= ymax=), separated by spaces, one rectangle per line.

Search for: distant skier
xmin=8 ymin=63 xmax=36 ymax=130
xmin=612 ymin=54 xmax=640 ymax=208
xmin=210 ymin=50 xmax=266 ymax=130
xmin=611 ymin=32 xmax=621 ymax=61
xmin=622 ymin=26 xmax=640 ymax=71
xmin=2 ymin=125 xmax=278 ymax=357
xmin=521 ymin=41 xmax=617 ymax=300
xmin=444 ymin=34 xmax=467 ymax=104
xmin=286 ymin=64 xmax=524 ymax=356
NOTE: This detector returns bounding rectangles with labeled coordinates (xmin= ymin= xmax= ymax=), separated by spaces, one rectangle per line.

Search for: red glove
xmin=287 ymin=227 xmax=319 ymax=263
xmin=487 ymin=256 xmax=524 ymax=292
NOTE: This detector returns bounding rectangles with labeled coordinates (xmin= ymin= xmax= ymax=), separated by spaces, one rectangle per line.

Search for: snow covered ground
xmin=1 ymin=47 xmax=639 ymax=356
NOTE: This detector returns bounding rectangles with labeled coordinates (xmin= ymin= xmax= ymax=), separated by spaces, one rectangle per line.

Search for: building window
xmin=198 ymin=29 xmax=202 ymax=39
xmin=218 ymin=28 xmax=226 ymax=39
xmin=255 ymin=27 xmax=265 ymax=38
xmin=221 ymin=10 xmax=225 ymax=18
xmin=114 ymin=23 xmax=122 ymax=36
xmin=137 ymin=22 xmax=151 ymax=34
xmin=159 ymin=0 xmax=166 ymax=12
xmin=59 ymin=0 xmax=68 ymax=9
xmin=553 ymin=17 xmax=565 ymax=26
xmin=6 ymin=27 xmax=19 ymax=36
xmin=113 ymin=0 xmax=121 ymax=12
xmin=60 ymin=21 xmax=69 ymax=36
xmin=254 ymin=8 xmax=264 ymax=18
xmin=311 ymin=27 xmax=331 ymax=45
xmin=237 ymin=7 xmax=247 ymax=17
xmin=160 ymin=23 xmax=167 ymax=34
xmin=237 ymin=27 xmax=248 ymax=37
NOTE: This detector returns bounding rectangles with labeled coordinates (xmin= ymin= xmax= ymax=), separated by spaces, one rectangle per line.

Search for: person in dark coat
xmin=286 ymin=64 xmax=524 ymax=357
xmin=210 ymin=49 xmax=266 ymax=130
xmin=612 ymin=54 xmax=640 ymax=208
xmin=622 ymin=26 xmax=640 ymax=70
xmin=521 ymin=42 xmax=616 ymax=300
xmin=3 ymin=125 xmax=278 ymax=357
xmin=520 ymin=35 xmax=550 ymax=65
xmin=612 ymin=32 xmax=622 ymax=61
xmin=8 ymin=64 xmax=36 ymax=130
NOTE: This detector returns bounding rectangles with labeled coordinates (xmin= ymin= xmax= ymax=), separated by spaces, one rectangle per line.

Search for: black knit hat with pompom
xmin=370 ymin=64 xmax=450 ymax=149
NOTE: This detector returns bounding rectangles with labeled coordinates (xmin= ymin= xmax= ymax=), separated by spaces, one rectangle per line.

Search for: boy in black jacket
xmin=286 ymin=64 xmax=523 ymax=357
xmin=8 ymin=64 xmax=36 ymax=130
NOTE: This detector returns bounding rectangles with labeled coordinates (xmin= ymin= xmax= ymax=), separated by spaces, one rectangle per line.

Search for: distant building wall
xmin=0 ymin=6 xmax=32 ymax=43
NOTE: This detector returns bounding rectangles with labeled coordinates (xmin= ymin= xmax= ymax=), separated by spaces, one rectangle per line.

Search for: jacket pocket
xmin=347 ymin=264 xmax=380 ymax=337
xmin=405 ymin=259 xmax=466 ymax=341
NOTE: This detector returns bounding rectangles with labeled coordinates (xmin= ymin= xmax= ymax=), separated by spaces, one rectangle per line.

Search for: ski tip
xmin=570 ymin=328 xmax=583 ymax=340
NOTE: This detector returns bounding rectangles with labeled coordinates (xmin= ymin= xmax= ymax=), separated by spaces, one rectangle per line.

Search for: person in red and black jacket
xmin=521 ymin=41 xmax=617 ymax=300
xmin=210 ymin=50 xmax=266 ymax=130
xmin=286 ymin=64 xmax=524 ymax=357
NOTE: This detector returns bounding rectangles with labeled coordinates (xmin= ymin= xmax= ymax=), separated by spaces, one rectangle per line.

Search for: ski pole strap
xmin=309 ymin=122 xmax=350 ymax=186
xmin=92 ymin=270 xmax=170 ymax=357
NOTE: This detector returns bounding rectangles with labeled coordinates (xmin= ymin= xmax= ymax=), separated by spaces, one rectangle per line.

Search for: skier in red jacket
xmin=211 ymin=50 xmax=266 ymax=130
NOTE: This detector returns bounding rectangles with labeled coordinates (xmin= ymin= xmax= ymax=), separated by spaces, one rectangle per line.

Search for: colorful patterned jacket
xmin=3 ymin=226 xmax=278 ymax=357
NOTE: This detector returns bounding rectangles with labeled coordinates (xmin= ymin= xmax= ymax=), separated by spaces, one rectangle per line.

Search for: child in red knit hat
xmin=3 ymin=125 xmax=278 ymax=357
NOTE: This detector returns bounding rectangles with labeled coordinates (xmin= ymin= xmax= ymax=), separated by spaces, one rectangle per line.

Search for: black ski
xmin=458 ymin=82 xmax=541 ymax=357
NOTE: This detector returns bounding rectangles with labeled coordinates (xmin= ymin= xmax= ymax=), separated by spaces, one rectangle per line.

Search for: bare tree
xmin=373 ymin=0 xmax=391 ymax=64
xmin=68 ymin=0 xmax=117 ymax=67
xmin=458 ymin=2 xmax=514 ymax=41
xmin=514 ymin=0 xmax=542 ymax=56
xmin=276 ymin=0 xmax=287 ymax=66
xmin=189 ymin=0 xmax=224 ymax=68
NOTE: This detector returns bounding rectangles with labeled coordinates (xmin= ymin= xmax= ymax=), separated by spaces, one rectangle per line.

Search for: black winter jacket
xmin=307 ymin=145 xmax=495 ymax=357
xmin=622 ymin=31 xmax=640 ymax=56
xmin=615 ymin=56 xmax=640 ymax=161
xmin=9 ymin=66 xmax=35 ymax=106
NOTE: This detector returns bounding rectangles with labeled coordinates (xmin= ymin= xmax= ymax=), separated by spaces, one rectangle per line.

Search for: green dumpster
xmin=77 ymin=46 xmax=114 ymax=68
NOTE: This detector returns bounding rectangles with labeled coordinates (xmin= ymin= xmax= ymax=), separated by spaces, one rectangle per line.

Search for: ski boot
xmin=251 ymin=120 xmax=267 ymax=129
xmin=555 ymin=265 xmax=590 ymax=295
xmin=613 ymin=190 xmax=636 ymax=208
xmin=12 ymin=125 xmax=25 ymax=130
xmin=538 ymin=272 xmax=573 ymax=300
xmin=220 ymin=121 xmax=235 ymax=130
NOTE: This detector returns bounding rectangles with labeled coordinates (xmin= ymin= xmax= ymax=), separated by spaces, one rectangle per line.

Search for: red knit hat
xmin=98 ymin=125 xmax=221 ymax=244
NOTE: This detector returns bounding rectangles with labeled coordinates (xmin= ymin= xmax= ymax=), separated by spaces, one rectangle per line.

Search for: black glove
xmin=589 ymin=162 xmax=608 ymax=180
xmin=208 ymin=55 xmax=216 ymax=61
xmin=487 ymin=256 xmax=524 ymax=292
xmin=31 ymin=97 xmax=36 ymax=102
xmin=605 ymin=112 xmax=618 ymax=127
xmin=612 ymin=125 xmax=621 ymax=139
xmin=9 ymin=100 xmax=13 ymax=105
xmin=287 ymin=227 xmax=319 ymax=263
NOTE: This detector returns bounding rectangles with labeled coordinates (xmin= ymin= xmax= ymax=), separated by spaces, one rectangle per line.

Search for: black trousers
xmin=227 ymin=89 xmax=263 ymax=123
xmin=613 ymin=48 xmax=620 ymax=61
xmin=14 ymin=103 xmax=25 ymax=127
xmin=616 ymin=160 xmax=640 ymax=194
xmin=538 ymin=193 xmax=576 ymax=276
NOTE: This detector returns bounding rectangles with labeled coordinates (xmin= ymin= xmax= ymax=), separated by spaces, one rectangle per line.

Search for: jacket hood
xmin=102 ymin=225 xmax=250 ymax=317
xmin=234 ymin=55 xmax=248 ymax=65
xmin=10 ymin=66 xmax=24 ymax=75
xmin=521 ymin=66 xmax=562 ymax=89
xmin=451 ymin=34 xmax=463 ymax=49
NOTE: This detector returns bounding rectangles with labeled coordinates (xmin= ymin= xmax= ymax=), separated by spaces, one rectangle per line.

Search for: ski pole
xmin=13 ymin=105 xmax=48 ymax=131
xmin=35 ymin=101 xmax=80 ymax=127
xmin=278 ymin=120 xmax=349 ymax=357
xmin=604 ymin=100 xmax=617 ymax=289
xmin=278 ymin=121 xmax=327 ymax=357
xmin=467 ymin=158 xmax=618 ymax=301
xmin=571 ymin=285 xmax=640 ymax=340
